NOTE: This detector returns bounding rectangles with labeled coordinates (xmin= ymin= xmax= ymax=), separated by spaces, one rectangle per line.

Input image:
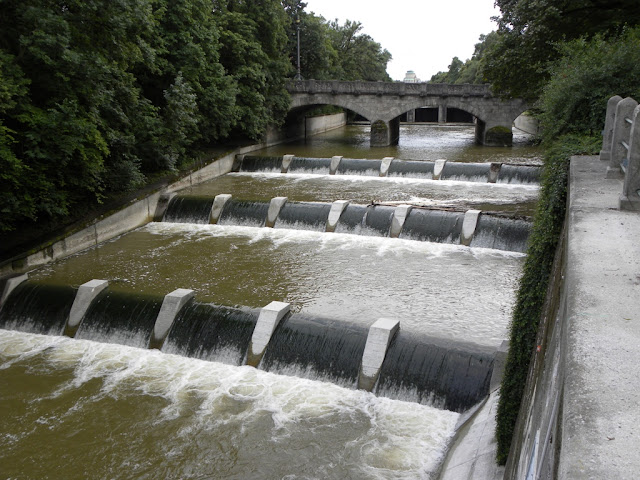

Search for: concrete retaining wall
xmin=0 ymin=113 xmax=349 ymax=280
xmin=0 ymin=144 xmax=272 ymax=278
xmin=505 ymin=155 xmax=640 ymax=479
xmin=305 ymin=113 xmax=347 ymax=136
xmin=514 ymin=114 xmax=540 ymax=135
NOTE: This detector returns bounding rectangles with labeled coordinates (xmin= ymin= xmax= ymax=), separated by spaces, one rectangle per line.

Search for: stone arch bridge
xmin=286 ymin=80 xmax=528 ymax=147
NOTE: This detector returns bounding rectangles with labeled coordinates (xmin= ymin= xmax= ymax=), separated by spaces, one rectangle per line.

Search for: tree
xmin=538 ymin=27 xmax=640 ymax=142
xmin=484 ymin=0 xmax=640 ymax=100
xmin=429 ymin=33 xmax=498 ymax=84
xmin=327 ymin=20 xmax=392 ymax=81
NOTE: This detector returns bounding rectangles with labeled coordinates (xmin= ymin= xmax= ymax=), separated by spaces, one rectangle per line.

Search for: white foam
xmin=144 ymin=222 xmax=525 ymax=258
xmin=229 ymin=171 xmax=539 ymax=191
xmin=0 ymin=329 xmax=459 ymax=478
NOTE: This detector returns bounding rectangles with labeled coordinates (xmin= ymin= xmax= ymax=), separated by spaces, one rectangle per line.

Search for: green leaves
xmin=0 ymin=0 xmax=295 ymax=233
xmin=539 ymin=27 xmax=640 ymax=142
xmin=485 ymin=0 xmax=640 ymax=100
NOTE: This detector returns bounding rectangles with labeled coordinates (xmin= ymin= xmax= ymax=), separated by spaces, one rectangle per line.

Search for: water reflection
xmin=257 ymin=124 xmax=542 ymax=165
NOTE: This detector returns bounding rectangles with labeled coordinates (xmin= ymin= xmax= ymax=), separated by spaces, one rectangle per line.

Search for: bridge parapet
xmin=287 ymin=80 xmax=492 ymax=98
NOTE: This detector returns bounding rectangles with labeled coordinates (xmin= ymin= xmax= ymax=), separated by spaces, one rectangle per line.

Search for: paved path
xmin=558 ymin=156 xmax=640 ymax=478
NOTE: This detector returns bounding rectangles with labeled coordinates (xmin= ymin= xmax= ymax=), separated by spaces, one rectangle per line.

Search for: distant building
xmin=403 ymin=70 xmax=420 ymax=83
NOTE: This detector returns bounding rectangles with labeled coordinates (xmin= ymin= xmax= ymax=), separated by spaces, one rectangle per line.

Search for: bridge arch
xmin=286 ymin=80 xmax=529 ymax=147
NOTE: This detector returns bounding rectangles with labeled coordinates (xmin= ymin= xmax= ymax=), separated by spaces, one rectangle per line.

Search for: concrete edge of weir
xmin=0 ymin=140 xmax=289 ymax=279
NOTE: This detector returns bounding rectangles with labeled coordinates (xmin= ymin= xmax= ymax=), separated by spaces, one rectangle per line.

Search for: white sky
xmin=303 ymin=0 xmax=500 ymax=81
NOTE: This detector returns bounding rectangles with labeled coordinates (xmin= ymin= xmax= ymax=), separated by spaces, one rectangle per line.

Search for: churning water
xmin=0 ymin=330 xmax=459 ymax=479
xmin=0 ymin=124 xmax=541 ymax=478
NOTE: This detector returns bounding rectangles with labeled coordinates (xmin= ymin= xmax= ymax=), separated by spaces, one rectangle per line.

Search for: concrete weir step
xmin=64 ymin=279 xmax=109 ymax=337
xmin=357 ymin=318 xmax=400 ymax=391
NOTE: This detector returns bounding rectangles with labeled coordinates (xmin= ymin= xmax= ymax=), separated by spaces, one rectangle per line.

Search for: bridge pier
xmin=371 ymin=118 xmax=400 ymax=147
xmin=438 ymin=104 xmax=447 ymax=123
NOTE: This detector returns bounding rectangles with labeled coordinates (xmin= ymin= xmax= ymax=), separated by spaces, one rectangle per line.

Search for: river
xmin=0 ymin=124 xmax=541 ymax=479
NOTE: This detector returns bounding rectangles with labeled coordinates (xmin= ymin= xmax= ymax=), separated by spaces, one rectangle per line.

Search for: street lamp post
xmin=294 ymin=16 xmax=302 ymax=80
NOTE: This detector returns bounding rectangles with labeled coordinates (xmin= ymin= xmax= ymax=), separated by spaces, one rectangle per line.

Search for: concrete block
xmin=265 ymin=197 xmax=288 ymax=228
xmin=390 ymin=205 xmax=413 ymax=238
xmin=232 ymin=154 xmax=244 ymax=172
xmin=380 ymin=157 xmax=394 ymax=177
xmin=0 ymin=273 xmax=28 ymax=311
xmin=490 ymin=340 xmax=509 ymax=391
xmin=330 ymin=156 xmax=343 ymax=175
xmin=281 ymin=154 xmax=295 ymax=173
xmin=489 ymin=163 xmax=502 ymax=183
xmin=149 ymin=288 xmax=194 ymax=349
xmin=247 ymin=301 xmax=291 ymax=366
xmin=65 ymin=279 xmax=109 ymax=337
xmin=433 ymin=159 xmax=447 ymax=180
xmin=461 ymin=209 xmax=481 ymax=246
xmin=210 ymin=194 xmax=232 ymax=224
xmin=154 ymin=193 xmax=176 ymax=222
xmin=95 ymin=194 xmax=158 ymax=244
xmin=358 ymin=318 xmax=400 ymax=391
xmin=326 ymin=200 xmax=350 ymax=232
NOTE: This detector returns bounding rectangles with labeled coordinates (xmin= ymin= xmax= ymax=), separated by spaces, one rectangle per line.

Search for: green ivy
xmin=495 ymin=134 xmax=602 ymax=464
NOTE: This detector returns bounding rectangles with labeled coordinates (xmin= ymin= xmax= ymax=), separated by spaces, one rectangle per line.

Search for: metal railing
xmin=600 ymin=95 xmax=640 ymax=211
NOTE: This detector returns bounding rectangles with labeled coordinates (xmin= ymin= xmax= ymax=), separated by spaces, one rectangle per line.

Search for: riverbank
xmin=505 ymin=155 xmax=640 ymax=478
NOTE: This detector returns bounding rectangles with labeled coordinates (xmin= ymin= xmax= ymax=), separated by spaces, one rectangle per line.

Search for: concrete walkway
xmin=558 ymin=156 xmax=640 ymax=478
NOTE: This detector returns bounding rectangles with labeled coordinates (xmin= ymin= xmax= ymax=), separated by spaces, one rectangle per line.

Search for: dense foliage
xmin=429 ymin=32 xmax=498 ymax=84
xmin=0 ymin=0 xmax=393 ymax=235
xmin=484 ymin=0 xmax=640 ymax=100
xmin=282 ymin=0 xmax=391 ymax=81
xmin=538 ymin=27 xmax=640 ymax=142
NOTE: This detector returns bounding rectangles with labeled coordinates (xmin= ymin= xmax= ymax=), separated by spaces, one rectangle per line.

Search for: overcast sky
xmin=303 ymin=0 xmax=500 ymax=81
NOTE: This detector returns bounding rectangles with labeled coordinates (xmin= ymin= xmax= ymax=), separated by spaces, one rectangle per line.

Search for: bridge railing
xmin=601 ymin=95 xmax=640 ymax=211
xmin=286 ymin=80 xmax=492 ymax=97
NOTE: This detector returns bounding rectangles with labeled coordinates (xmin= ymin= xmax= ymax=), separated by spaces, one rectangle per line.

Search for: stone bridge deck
xmin=286 ymin=80 xmax=528 ymax=147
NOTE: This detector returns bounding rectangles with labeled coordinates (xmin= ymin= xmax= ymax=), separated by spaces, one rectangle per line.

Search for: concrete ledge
xmin=489 ymin=163 xmax=501 ymax=184
xmin=390 ymin=205 xmax=413 ymax=238
xmin=434 ymin=159 xmax=447 ymax=180
xmin=380 ymin=157 xmax=394 ymax=177
xmin=64 ymin=279 xmax=109 ymax=337
xmin=0 ymin=273 xmax=28 ymax=311
xmin=330 ymin=156 xmax=342 ymax=175
xmin=326 ymin=200 xmax=350 ymax=233
xmin=247 ymin=301 xmax=291 ymax=367
xmin=460 ymin=210 xmax=481 ymax=246
xmin=0 ymin=148 xmax=257 ymax=278
xmin=281 ymin=154 xmax=295 ymax=173
xmin=149 ymin=288 xmax=195 ymax=349
xmin=358 ymin=318 xmax=400 ymax=391
xmin=490 ymin=340 xmax=509 ymax=391
xmin=210 ymin=194 xmax=232 ymax=224
xmin=506 ymin=156 xmax=640 ymax=479
xmin=154 ymin=193 xmax=176 ymax=222
xmin=266 ymin=197 xmax=288 ymax=228
xmin=438 ymin=390 xmax=505 ymax=480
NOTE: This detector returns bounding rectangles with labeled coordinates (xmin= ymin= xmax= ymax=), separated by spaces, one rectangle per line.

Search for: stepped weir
xmin=161 ymin=194 xmax=531 ymax=252
xmin=0 ymin=127 xmax=540 ymax=478
xmin=0 ymin=277 xmax=496 ymax=411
